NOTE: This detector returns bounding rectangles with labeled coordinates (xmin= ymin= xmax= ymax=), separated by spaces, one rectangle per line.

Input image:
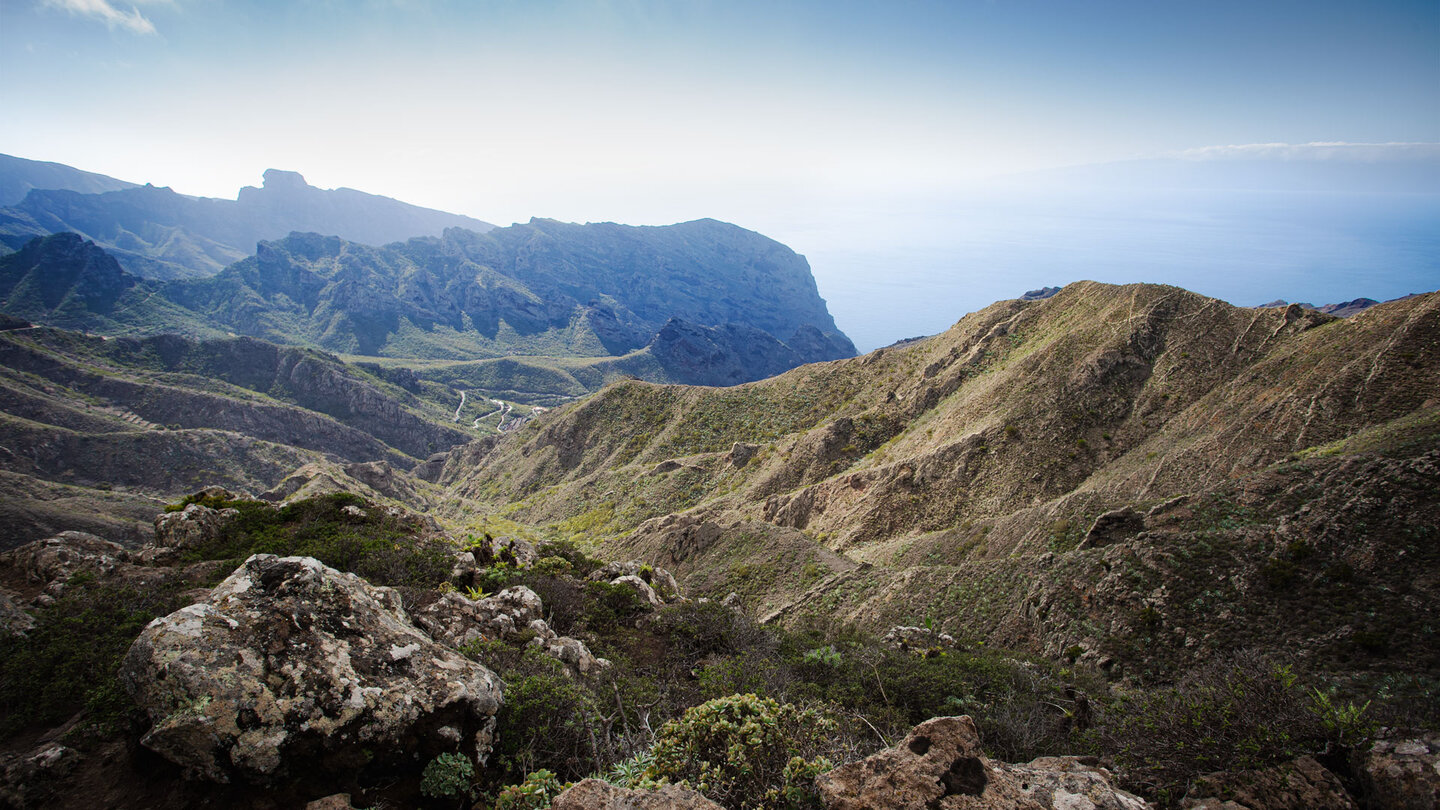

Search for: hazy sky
xmin=2 ymin=0 xmax=1438 ymax=348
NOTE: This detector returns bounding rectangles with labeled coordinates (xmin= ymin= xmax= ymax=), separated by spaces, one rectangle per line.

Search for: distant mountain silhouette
xmin=0 ymin=153 xmax=139 ymax=206
xmin=0 ymin=160 xmax=495 ymax=279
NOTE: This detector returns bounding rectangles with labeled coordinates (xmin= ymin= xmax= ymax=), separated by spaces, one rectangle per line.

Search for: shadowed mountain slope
xmin=2 ymin=224 xmax=855 ymax=388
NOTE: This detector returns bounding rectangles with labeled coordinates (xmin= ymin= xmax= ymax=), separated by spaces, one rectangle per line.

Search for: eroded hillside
xmin=430 ymin=281 xmax=1440 ymax=690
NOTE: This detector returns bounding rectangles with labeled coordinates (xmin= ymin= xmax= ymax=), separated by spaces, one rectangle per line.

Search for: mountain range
xmin=0 ymin=157 xmax=494 ymax=279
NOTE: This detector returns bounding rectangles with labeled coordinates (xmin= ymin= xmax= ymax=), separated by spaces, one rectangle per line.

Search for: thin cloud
xmin=42 ymin=0 xmax=159 ymax=35
xmin=1175 ymin=142 xmax=1440 ymax=162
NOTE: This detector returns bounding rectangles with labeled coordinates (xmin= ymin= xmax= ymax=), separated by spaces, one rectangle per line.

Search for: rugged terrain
xmin=2 ymin=225 xmax=855 ymax=387
xmin=0 ymin=321 xmax=471 ymax=548
xmin=0 ymin=280 xmax=1437 ymax=809
xmin=427 ymin=281 xmax=1440 ymax=694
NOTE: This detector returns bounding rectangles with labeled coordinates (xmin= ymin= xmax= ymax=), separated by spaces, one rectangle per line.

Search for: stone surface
xmin=551 ymin=778 xmax=724 ymax=810
xmin=590 ymin=561 xmax=684 ymax=603
xmin=0 ymin=589 xmax=34 ymax=636
xmin=153 ymin=502 xmax=237 ymax=551
xmin=415 ymin=585 xmax=607 ymax=675
xmin=415 ymin=586 xmax=545 ymax=648
xmin=817 ymin=715 xmax=1149 ymax=810
xmin=1181 ymin=756 xmax=1356 ymax=810
xmin=0 ymin=531 xmax=129 ymax=596
xmin=0 ymin=743 xmax=82 ymax=810
xmin=120 ymin=554 xmax=502 ymax=784
xmin=1078 ymin=507 xmax=1146 ymax=550
xmin=1361 ymin=735 xmax=1440 ymax=810
xmin=882 ymin=625 xmax=959 ymax=654
xmin=304 ymin=794 xmax=359 ymax=810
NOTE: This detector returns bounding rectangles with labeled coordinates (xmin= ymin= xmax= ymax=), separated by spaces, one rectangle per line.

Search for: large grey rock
xmin=415 ymin=586 xmax=545 ymax=648
xmin=590 ymin=561 xmax=684 ymax=603
xmin=551 ymin=778 xmax=723 ymax=809
xmin=1360 ymin=736 xmax=1440 ymax=810
xmin=0 ymin=743 xmax=81 ymax=809
xmin=0 ymin=590 xmax=34 ymax=636
xmin=817 ymin=715 xmax=1149 ymax=810
xmin=153 ymin=502 xmax=237 ymax=550
xmin=121 ymin=554 xmax=502 ymax=784
xmin=0 ymin=531 xmax=129 ymax=596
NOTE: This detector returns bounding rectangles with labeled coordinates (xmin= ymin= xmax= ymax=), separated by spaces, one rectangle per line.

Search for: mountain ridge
xmin=0 ymin=162 xmax=495 ymax=279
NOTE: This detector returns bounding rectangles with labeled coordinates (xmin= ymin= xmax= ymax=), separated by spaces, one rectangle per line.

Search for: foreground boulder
xmin=121 ymin=554 xmax=503 ymax=785
xmin=550 ymin=778 xmax=722 ymax=809
xmin=816 ymin=715 xmax=1148 ymax=809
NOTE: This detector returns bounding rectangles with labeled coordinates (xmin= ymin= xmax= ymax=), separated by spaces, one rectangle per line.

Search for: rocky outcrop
xmin=1181 ymin=756 xmax=1356 ymax=809
xmin=0 ymin=531 xmax=129 ymax=600
xmin=0 ymin=743 xmax=82 ymax=810
xmin=0 ymin=590 xmax=34 ymax=636
xmin=1360 ymin=736 xmax=1440 ymax=810
xmin=153 ymin=502 xmax=236 ymax=551
xmin=816 ymin=715 xmax=1148 ymax=810
xmin=882 ymin=625 xmax=959 ymax=655
xmin=550 ymin=778 xmax=723 ymax=810
xmin=1078 ymin=506 xmax=1145 ymax=549
xmin=416 ymin=586 xmax=545 ymax=647
xmin=589 ymin=561 xmax=685 ymax=604
xmin=120 ymin=554 xmax=503 ymax=785
xmin=415 ymin=585 xmax=608 ymax=675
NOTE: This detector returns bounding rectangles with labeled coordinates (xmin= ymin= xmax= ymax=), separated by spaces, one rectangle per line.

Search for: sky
xmin=2 ymin=0 xmax=1438 ymax=349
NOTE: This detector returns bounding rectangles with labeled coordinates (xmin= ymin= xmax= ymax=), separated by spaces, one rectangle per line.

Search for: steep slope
xmin=0 ymin=233 xmax=214 ymax=335
xmin=0 ymin=168 xmax=494 ymax=279
xmin=0 ymin=153 xmax=138 ymax=207
xmin=429 ymin=282 xmax=1440 ymax=690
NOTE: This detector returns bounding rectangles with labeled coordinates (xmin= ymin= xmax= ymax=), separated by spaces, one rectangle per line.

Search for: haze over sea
xmin=788 ymin=184 xmax=1440 ymax=352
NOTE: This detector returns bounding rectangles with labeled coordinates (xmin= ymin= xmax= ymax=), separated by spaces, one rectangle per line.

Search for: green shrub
xmin=420 ymin=751 xmax=476 ymax=800
xmin=1101 ymin=652 xmax=1327 ymax=804
xmin=177 ymin=493 xmax=452 ymax=588
xmin=493 ymin=769 xmax=565 ymax=809
xmin=645 ymin=694 xmax=835 ymax=810
xmin=467 ymin=643 xmax=602 ymax=783
xmin=0 ymin=575 xmax=188 ymax=743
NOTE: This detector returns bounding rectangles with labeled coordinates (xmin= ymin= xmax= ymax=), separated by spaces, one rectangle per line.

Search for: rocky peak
xmin=261 ymin=169 xmax=311 ymax=193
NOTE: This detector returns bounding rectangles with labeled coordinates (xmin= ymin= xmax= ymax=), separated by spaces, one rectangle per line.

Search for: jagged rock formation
xmin=0 ymin=167 xmax=494 ymax=279
xmin=1181 ymin=756 xmax=1356 ymax=810
xmin=120 ymin=554 xmax=504 ymax=785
